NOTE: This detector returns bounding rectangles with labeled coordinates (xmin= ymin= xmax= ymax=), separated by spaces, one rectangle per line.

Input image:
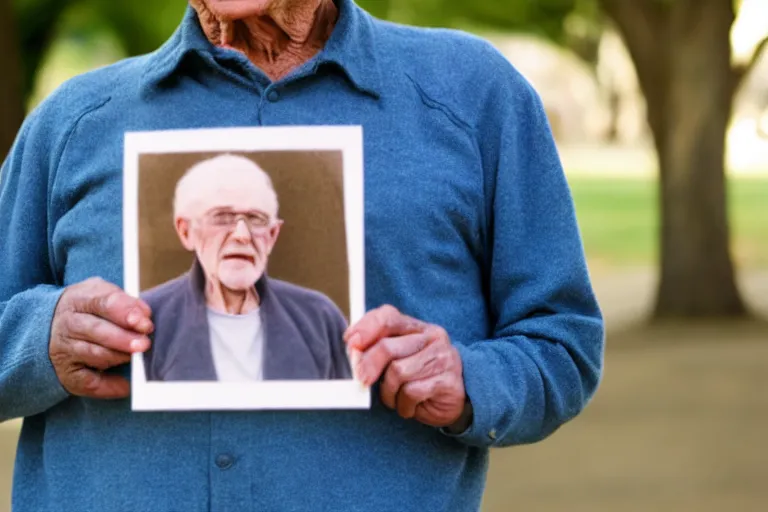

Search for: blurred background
xmin=1 ymin=0 xmax=766 ymax=510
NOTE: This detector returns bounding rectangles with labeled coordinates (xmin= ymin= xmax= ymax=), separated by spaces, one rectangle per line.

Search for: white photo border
xmin=123 ymin=126 xmax=370 ymax=411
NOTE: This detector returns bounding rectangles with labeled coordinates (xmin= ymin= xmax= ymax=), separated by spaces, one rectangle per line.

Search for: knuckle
xmin=389 ymin=360 xmax=406 ymax=380
xmin=79 ymin=282 xmax=118 ymax=314
xmin=80 ymin=373 xmax=102 ymax=395
xmin=403 ymin=381 xmax=421 ymax=400
xmin=82 ymin=293 xmax=103 ymax=315
xmin=84 ymin=276 xmax=105 ymax=287
xmin=102 ymin=290 xmax=121 ymax=312
xmin=69 ymin=340 xmax=90 ymax=361
xmin=380 ymin=338 xmax=397 ymax=360
xmin=402 ymin=380 xmax=424 ymax=402
xmin=431 ymin=351 xmax=448 ymax=372
xmin=89 ymin=320 xmax=113 ymax=345
xmin=429 ymin=325 xmax=449 ymax=343
xmin=378 ymin=305 xmax=399 ymax=327
xmin=86 ymin=342 xmax=104 ymax=362
xmin=78 ymin=277 xmax=105 ymax=298
xmin=379 ymin=304 xmax=399 ymax=316
xmin=64 ymin=312 xmax=85 ymax=337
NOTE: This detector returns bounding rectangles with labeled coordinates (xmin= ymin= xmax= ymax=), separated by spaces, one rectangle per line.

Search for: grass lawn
xmin=567 ymin=175 xmax=768 ymax=271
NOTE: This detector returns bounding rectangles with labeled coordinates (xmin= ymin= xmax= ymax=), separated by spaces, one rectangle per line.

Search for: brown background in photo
xmin=137 ymin=150 xmax=350 ymax=319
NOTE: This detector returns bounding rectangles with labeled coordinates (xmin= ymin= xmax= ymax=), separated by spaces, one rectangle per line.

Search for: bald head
xmin=173 ymin=154 xmax=279 ymax=221
xmin=171 ymin=154 xmax=285 ymax=306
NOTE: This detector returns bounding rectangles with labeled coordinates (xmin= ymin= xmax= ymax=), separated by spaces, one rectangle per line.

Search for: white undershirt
xmin=207 ymin=306 xmax=264 ymax=382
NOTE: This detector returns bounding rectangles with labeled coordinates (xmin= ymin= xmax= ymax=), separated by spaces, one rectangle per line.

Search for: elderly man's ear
xmin=174 ymin=217 xmax=196 ymax=252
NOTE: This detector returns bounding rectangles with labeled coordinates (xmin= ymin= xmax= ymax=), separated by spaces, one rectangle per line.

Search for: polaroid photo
xmin=123 ymin=126 xmax=369 ymax=411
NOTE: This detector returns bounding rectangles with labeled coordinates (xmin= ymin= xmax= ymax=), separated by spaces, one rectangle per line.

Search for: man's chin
xmin=219 ymin=280 xmax=258 ymax=292
xmin=218 ymin=266 xmax=261 ymax=291
xmin=204 ymin=0 xmax=271 ymax=21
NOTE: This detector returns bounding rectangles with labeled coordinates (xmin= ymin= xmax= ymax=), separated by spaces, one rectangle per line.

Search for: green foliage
xmin=84 ymin=0 xmax=186 ymax=55
xmin=454 ymin=0 xmax=577 ymax=41
xmin=563 ymin=0 xmax=603 ymax=65
xmin=356 ymin=0 xmax=392 ymax=19
xmin=359 ymin=0 xmax=580 ymax=41
xmin=13 ymin=0 xmax=72 ymax=98
xmin=358 ymin=0 xmax=603 ymax=65
xmin=12 ymin=0 xmax=187 ymax=100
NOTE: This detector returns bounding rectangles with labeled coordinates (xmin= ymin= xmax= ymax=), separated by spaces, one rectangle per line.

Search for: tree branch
xmin=598 ymin=0 xmax=668 ymax=76
xmin=733 ymin=36 xmax=768 ymax=91
xmin=598 ymin=0 xmax=670 ymax=118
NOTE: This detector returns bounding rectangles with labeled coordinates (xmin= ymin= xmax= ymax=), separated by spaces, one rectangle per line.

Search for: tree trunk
xmin=653 ymin=9 xmax=744 ymax=318
xmin=0 ymin=0 xmax=25 ymax=159
xmin=601 ymin=0 xmax=746 ymax=318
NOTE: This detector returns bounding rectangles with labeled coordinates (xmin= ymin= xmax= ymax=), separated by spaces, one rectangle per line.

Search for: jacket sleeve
xmin=0 ymin=107 xmax=70 ymax=423
xmin=443 ymin=55 xmax=605 ymax=448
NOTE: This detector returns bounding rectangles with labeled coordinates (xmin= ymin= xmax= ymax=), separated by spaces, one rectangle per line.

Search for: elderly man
xmin=0 ymin=0 xmax=604 ymax=511
xmin=141 ymin=154 xmax=352 ymax=382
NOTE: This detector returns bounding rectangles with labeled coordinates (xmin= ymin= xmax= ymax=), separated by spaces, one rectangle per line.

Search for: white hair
xmin=173 ymin=154 xmax=279 ymax=219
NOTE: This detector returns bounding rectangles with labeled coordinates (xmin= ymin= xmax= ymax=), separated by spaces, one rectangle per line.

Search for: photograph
xmin=123 ymin=126 xmax=369 ymax=411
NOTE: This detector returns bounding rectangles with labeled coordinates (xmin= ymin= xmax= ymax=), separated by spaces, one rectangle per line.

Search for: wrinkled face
xmin=194 ymin=0 xmax=283 ymax=20
xmin=175 ymin=166 xmax=281 ymax=293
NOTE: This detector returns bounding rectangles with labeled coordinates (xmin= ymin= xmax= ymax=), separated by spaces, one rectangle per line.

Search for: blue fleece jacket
xmin=0 ymin=0 xmax=604 ymax=510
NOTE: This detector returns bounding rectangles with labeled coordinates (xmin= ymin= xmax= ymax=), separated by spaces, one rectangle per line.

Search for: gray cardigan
xmin=141 ymin=260 xmax=352 ymax=381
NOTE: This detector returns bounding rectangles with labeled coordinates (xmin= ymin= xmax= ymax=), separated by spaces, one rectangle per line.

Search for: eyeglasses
xmin=200 ymin=209 xmax=275 ymax=235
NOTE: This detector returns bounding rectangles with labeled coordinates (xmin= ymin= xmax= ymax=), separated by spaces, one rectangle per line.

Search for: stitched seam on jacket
xmin=47 ymin=96 xmax=113 ymax=283
xmin=403 ymin=71 xmax=488 ymax=265
xmin=404 ymin=72 xmax=474 ymax=134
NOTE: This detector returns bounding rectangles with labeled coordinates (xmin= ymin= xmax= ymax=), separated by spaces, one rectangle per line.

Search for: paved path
xmin=480 ymin=270 xmax=768 ymax=511
xmin=482 ymin=320 xmax=768 ymax=512
xmin=2 ymin=271 xmax=767 ymax=511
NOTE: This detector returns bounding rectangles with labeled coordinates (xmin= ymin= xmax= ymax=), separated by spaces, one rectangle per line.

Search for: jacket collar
xmin=140 ymin=0 xmax=382 ymax=98
xmin=162 ymin=258 xmax=322 ymax=381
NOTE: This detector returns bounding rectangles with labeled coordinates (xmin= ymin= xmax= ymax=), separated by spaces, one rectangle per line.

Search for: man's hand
xmin=49 ymin=277 xmax=153 ymax=399
xmin=345 ymin=305 xmax=471 ymax=431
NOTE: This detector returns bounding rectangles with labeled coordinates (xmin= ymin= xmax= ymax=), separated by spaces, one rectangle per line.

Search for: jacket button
xmin=215 ymin=454 xmax=234 ymax=469
xmin=267 ymin=89 xmax=280 ymax=102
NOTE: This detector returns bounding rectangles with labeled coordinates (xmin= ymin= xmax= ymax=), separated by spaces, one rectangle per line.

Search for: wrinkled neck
xmin=196 ymin=0 xmax=338 ymax=80
xmin=205 ymin=279 xmax=260 ymax=315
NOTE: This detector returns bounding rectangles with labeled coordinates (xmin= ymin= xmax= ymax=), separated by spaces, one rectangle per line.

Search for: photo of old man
xmin=140 ymin=153 xmax=352 ymax=382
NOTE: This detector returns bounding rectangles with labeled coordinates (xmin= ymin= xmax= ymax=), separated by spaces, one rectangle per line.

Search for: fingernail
xmin=349 ymin=332 xmax=361 ymax=349
xmin=356 ymin=362 xmax=372 ymax=387
xmin=130 ymin=339 xmax=147 ymax=352
xmin=347 ymin=348 xmax=360 ymax=366
xmin=342 ymin=328 xmax=352 ymax=341
xmin=127 ymin=310 xmax=140 ymax=326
